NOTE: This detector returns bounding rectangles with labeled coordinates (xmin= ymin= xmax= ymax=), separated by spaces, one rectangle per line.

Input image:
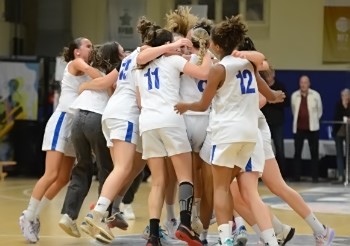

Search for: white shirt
xmin=180 ymin=54 xmax=210 ymax=115
xmin=55 ymin=61 xmax=90 ymax=114
xmin=211 ymin=56 xmax=259 ymax=145
xmin=291 ymin=88 xmax=322 ymax=133
xmin=70 ymin=88 xmax=109 ymax=115
xmin=102 ymin=48 xmax=140 ymax=124
xmin=137 ymin=55 xmax=187 ymax=133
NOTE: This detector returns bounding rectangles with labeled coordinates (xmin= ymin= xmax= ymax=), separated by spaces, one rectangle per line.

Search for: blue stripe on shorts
xmin=210 ymin=145 xmax=216 ymax=163
xmin=51 ymin=112 xmax=66 ymax=150
xmin=125 ymin=121 xmax=133 ymax=143
xmin=245 ymin=158 xmax=252 ymax=172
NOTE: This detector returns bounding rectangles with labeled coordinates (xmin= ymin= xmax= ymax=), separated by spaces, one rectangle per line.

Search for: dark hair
xmin=91 ymin=42 xmax=123 ymax=74
xmin=211 ymin=15 xmax=248 ymax=56
xmin=238 ymin=36 xmax=256 ymax=51
xmin=62 ymin=37 xmax=85 ymax=62
xmin=192 ymin=18 xmax=214 ymax=36
xmin=137 ymin=16 xmax=161 ymax=43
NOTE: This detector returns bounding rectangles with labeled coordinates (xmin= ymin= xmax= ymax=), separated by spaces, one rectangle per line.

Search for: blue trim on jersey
xmin=245 ymin=158 xmax=252 ymax=172
xmin=51 ymin=112 xmax=66 ymax=150
xmin=210 ymin=145 xmax=216 ymax=163
xmin=125 ymin=121 xmax=133 ymax=143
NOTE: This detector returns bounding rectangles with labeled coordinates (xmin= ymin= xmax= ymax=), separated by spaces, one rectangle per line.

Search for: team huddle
xmin=18 ymin=7 xmax=335 ymax=246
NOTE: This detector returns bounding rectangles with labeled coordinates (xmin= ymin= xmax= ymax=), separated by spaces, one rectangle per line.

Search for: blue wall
xmin=275 ymin=70 xmax=350 ymax=140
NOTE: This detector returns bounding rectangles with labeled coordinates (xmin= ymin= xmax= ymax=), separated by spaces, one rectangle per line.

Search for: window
xmin=175 ymin=0 xmax=267 ymax=23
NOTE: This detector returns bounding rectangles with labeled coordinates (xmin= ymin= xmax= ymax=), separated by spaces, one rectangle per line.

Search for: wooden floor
xmin=0 ymin=177 xmax=349 ymax=245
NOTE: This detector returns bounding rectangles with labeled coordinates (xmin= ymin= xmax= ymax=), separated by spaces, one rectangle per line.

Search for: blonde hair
xmin=191 ymin=27 xmax=210 ymax=65
xmin=165 ymin=6 xmax=198 ymax=37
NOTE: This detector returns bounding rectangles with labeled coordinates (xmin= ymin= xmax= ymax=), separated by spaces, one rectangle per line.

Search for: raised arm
xmin=182 ymin=52 xmax=212 ymax=80
xmin=71 ymin=57 xmax=102 ymax=79
xmin=232 ymin=50 xmax=267 ymax=71
xmin=137 ymin=38 xmax=193 ymax=65
xmin=79 ymin=69 xmax=119 ymax=94
xmin=174 ymin=63 xmax=224 ymax=114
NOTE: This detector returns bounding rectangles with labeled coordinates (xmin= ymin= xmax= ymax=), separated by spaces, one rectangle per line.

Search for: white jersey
xmin=70 ymin=88 xmax=109 ymax=115
xmin=137 ymin=55 xmax=187 ymax=133
xmin=211 ymin=56 xmax=259 ymax=145
xmin=180 ymin=54 xmax=210 ymax=115
xmin=55 ymin=61 xmax=90 ymax=114
xmin=102 ymin=48 xmax=140 ymax=124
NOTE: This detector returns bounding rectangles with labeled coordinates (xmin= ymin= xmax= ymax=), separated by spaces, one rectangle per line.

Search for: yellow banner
xmin=323 ymin=6 xmax=350 ymax=63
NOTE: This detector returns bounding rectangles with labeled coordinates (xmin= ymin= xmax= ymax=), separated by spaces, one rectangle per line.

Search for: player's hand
xmin=270 ymin=90 xmax=286 ymax=103
xmin=174 ymin=102 xmax=190 ymax=115
xmin=78 ymin=82 xmax=88 ymax=94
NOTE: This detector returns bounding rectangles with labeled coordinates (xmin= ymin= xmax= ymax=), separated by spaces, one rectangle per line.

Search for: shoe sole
xmin=58 ymin=222 xmax=81 ymax=238
xmin=85 ymin=217 xmax=114 ymax=241
xmin=107 ymin=220 xmax=128 ymax=230
xmin=175 ymin=230 xmax=202 ymax=246
xmin=280 ymin=227 xmax=295 ymax=246
xmin=80 ymin=225 xmax=97 ymax=239
xmin=235 ymin=236 xmax=248 ymax=246
xmin=95 ymin=234 xmax=112 ymax=244
xmin=327 ymin=229 xmax=335 ymax=246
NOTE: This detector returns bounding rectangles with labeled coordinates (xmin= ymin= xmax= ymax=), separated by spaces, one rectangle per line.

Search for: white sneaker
xmin=164 ymin=218 xmax=179 ymax=239
xmin=276 ymin=224 xmax=295 ymax=245
xmin=314 ymin=225 xmax=335 ymax=246
xmin=19 ymin=212 xmax=38 ymax=243
xmin=191 ymin=216 xmax=204 ymax=235
xmin=58 ymin=214 xmax=81 ymax=238
xmin=142 ymin=224 xmax=170 ymax=243
xmin=85 ymin=210 xmax=114 ymax=241
xmin=123 ymin=204 xmax=136 ymax=220
xmin=234 ymin=225 xmax=248 ymax=246
xmin=80 ymin=221 xmax=98 ymax=238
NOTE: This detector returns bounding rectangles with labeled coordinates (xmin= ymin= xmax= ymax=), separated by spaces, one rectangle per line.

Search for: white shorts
xmin=199 ymin=131 xmax=212 ymax=164
xmin=102 ymin=119 xmax=139 ymax=147
xmin=210 ymin=142 xmax=256 ymax=169
xmin=259 ymin=117 xmax=275 ymax=160
xmin=141 ymin=127 xmax=192 ymax=159
xmin=184 ymin=114 xmax=209 ymax=152
xmin=42 ymin=111 xmax=75 ymax=157
xmin=244 ymin=129 xmax=265 ymax=173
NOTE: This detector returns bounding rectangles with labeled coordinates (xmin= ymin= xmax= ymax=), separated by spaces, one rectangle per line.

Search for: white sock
xmin=272 ymin=215 xmax=283 ymax=234
xmin=234 ymin=216 xmax=245 ymax=229
xmin=94 ymin=197 xmax=111 ymax=213
xmin=166 ymin=203 xmax=176 ymax=221
xmin=260 ymin=228 xmax=278 ymax=246
xmin=305 ymin=213 xmax=324 ymax=234
xmin=24 ymin=197 xmax=40 ymax=221
xmin=218 ymin=223 xmax=231 ymax=242
xmin=200 ymin=229 xmax=208 ymax=241
xmin=34 ymin=196 xmax=50 ymax=218
xmin=252 ymin=224 xmax=261 ymax=237
xmin=112 ymin=196 xmax=123 ymax=213
xmin=192 ymin=198 xmax=201 ymax=218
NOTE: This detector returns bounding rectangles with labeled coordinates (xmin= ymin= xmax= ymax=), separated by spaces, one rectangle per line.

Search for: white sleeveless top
xmin=70 ymin=72 xmax=109 ymax=115
xmin=55 ymin=61 xmax=90 ymax=114
xmin=137 ymin=55 xmax=187 ymax=133
xmin=211 ymin=56 xmax=259 ymax=145
xmin=179 ymin=54 xmax=210 ymax=115
xmin=102 ymin=48 xmax=140 ymax=124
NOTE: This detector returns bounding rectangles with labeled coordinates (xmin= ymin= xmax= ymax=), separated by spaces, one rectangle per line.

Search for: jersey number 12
xmin=236 ymin=69 xmax=255 ymax=94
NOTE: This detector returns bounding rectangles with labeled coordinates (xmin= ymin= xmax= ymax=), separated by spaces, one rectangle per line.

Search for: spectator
xmin=332 ymin=88 xmax=350 ymax=183
xmin=260 ymin=67 xmax=289 ymax=177
xmin=291 ymin=75 xmax=322 ymax=182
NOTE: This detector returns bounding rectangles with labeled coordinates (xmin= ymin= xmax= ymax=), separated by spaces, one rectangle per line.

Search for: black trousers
xmin=122 ymin=170 xmax=144 ymax=204
xmin=293 ymin=129 xmax=319 ymax=182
